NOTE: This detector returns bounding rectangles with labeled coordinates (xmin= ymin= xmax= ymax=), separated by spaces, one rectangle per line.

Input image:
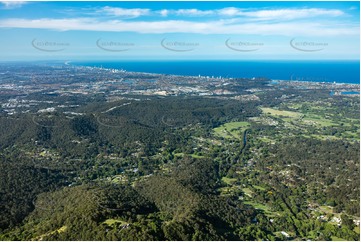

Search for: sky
xmin=0 ymin=1 xmax=359 ymax=60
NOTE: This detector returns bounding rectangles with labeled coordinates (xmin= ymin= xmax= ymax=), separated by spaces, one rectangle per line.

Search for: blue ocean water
xmin=72 ymin=60 xmax=360 ymax=84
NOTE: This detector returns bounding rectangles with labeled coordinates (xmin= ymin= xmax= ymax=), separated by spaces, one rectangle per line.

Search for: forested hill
xmin=0 ymin=66 xmax=359 ymax=240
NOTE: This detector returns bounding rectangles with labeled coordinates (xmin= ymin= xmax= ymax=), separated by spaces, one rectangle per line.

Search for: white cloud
xmin=99 ymin=6 xmax=151 ymax=18
xmin=158 ymin=9 xmax=214 ymax=17
xmin=159 ymin=9 xmax=169 ymax=17
xmin=242 ymin=8 xmax=344 ymax=20
xmin=92 ymin=7 xmax=345 ymax=20
xmin=217 ymin=7 xmax=241 ymax=16
xmin=1 ymin=1 xmax=27 ymax=9
xmin=174 ymin=9 xmax=214 ymax=16
xmin=0 ymin=17 xmax=358 ymax=37
xmin=216 ymin=7 xmax=344 ymax=20
xmin=150 ymin=7 xmax=345 ymax=20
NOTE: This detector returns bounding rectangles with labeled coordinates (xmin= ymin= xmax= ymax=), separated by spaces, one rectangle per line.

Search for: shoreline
xmin=75 ymin=63 xmax=360 ymax=88
xmin=70 ymin=61 xmax=360 ymax=86
xmin=272 ymin=79 xmax=360 ymax=87
xmin=0 ymin=60 xmax=359 ymax=86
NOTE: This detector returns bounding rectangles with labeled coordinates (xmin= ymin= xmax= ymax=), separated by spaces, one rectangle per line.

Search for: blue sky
xmin=0 ymin=1 xmax=359 ymax=60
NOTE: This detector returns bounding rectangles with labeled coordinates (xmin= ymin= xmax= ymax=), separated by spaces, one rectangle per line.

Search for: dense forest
xmin=0 ymin=70 xmax=359 ymax=240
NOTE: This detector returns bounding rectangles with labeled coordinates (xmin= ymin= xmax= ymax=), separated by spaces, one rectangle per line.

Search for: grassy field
xmin=218 ymin=185 xmax=242 ymax=197
xmin=111 ymin=174 xmax=127 ymax=184
xmin=190 ymin=154 xmax=205 ymax=159
xmin=331 ymin=236 xmax=346 ymax=241
xmin=213 ymin=121 xmax=250 ymax=139
xmin=264 ymin=103 xmax=359 ymax=142
xmin=57 ymin=226 xmax=67 ymax=233
xmin=253 ymin=185 xmax=266 ymax=191
xmin=261 ymin=107 xmax=302 ymax=118
xmin=319 ymin=205 xmax=334 ymax=214
xmin=242 ymin=188 xmax=253 ymax=197
xmin=222 ymin=177 xmax=237 ymax=185
xmin=344 ymin=131 xmax=360 ymax=140
xmin=303 ymin=116 xmax=336 ymax=127
xmin=103 ymin=219 xmax=128 ymax=226
xmin=33 ymin=226 xmax=67 ymax=240
xmin=218 ymin=187 xmax=231 ymax=196
xmin=244 ymin=200 xmax=281 ymax=218
xmin=258 ymin=136 xmax=275 ymax=144
xmin=173 ymin=152 xmax=204 ymax=159
xmin=261 ymin=107 xmax=338 ymax=128
xmin=287 ymin=101 xmax=332 ymax=111
xmin=244 ymin=201 xmax=269 ymax=210
xmin=243 ymin=201 xmax=277 ymax=215
xmin=223 ymin=121 xmax=250 ymax=130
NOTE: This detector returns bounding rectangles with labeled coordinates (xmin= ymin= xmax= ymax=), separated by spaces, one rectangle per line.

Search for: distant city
xmin=0 ymin=63 xmax=359 ymax=116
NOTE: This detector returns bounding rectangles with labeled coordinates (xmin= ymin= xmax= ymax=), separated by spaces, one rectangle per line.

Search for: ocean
xmin=71 ymin=60 xmax=360 ymax=84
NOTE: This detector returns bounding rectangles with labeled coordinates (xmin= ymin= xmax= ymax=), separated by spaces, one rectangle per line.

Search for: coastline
xmin=272 ymin=79 xmax=360 ymax=88
xmin=69 ymin=60 xmax=361 ymax=85
xmin=272 ymin=79 xmax=360 ymax=96
xmin=73 ymin=62 xmax=361 ymax=90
